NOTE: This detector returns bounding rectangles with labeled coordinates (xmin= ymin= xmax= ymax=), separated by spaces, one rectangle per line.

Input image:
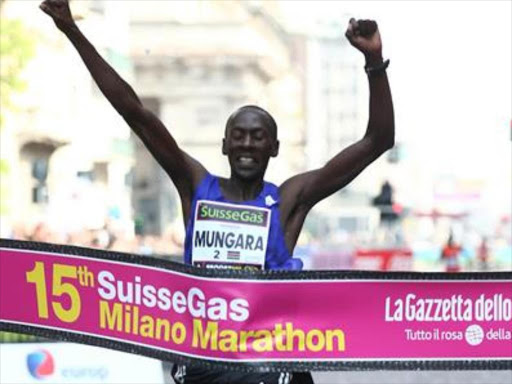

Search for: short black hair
xmin=225 ymin=105 xmax=278 ymax=141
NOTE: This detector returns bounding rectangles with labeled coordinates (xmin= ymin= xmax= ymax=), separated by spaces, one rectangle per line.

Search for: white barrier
xmin=0 ymin=342 xmax=165 ymax=384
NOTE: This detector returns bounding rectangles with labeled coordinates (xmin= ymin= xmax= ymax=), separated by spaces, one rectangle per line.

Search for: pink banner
xmin=1 ymin=244 xmax=511 ymax=368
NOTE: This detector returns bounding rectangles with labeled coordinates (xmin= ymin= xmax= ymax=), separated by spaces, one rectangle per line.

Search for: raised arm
xmin=40 ymin=0 xmax=206 ymax=216
xmin=279 ymin=19 xmax=394 ymax=248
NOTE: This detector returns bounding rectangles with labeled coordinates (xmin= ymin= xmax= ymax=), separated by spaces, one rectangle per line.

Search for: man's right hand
xmin=40 ymin=0 xmax=75 ymax=30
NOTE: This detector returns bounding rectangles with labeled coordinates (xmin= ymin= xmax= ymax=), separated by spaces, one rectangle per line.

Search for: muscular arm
xmin=40 ymin=0 xmax=206 ymax=217
xmin=279 ymin=19 xmax=394 ymax=249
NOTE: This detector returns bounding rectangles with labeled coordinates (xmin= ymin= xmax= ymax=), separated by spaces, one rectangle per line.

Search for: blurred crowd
xmin=4 ymin=219 xmax=184 ymax=260
xmin=2 ymin=215 xmax=510 ymax=272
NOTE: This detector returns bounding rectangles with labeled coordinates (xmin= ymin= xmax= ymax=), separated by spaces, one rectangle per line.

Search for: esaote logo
xmin=27 ymin=349 xmax=55 ymax=379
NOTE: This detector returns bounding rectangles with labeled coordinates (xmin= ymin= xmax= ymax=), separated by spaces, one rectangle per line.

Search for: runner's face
xmin=223 ymin=111 xmax=278 ymax=181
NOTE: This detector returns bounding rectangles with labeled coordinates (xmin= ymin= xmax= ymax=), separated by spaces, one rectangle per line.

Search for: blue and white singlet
xmin=184 ymin=173 xmax=303 ymax=271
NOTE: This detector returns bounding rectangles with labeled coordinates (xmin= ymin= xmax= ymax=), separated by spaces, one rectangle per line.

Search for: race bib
xmin=191 ymin=200 xmax=271 ymax=270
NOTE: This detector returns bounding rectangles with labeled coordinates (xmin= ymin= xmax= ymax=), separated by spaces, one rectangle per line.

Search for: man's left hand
xmin=345 ymin=18 xmax=383 ymax=63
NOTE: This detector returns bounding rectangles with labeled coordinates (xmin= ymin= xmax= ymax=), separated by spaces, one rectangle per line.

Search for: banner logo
xmin=27 ymin=349 xmax=54 ymax=379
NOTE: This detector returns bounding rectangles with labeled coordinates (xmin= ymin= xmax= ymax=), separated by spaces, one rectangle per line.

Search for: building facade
xmin=1 ymin=0 xmax=134 ymax=239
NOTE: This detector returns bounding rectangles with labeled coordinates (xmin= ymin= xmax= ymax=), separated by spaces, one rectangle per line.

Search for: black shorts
xmin=171 ymin=365 xmax=314 ymax=384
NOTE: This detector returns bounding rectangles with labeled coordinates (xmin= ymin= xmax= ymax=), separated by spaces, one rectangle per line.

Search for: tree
xmin=0 ymin=8 xmax=35 ymax=214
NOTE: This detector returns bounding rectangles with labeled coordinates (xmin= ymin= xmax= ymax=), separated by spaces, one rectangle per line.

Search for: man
xmin=40 ymin=0 xmax=394 ymax=383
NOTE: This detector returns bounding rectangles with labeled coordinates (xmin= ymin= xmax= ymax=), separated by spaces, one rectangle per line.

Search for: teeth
xmin=238 ymin=156 xmax=256 ymax=166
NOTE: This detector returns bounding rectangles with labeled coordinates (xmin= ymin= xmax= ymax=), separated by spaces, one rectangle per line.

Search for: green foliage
xmin=0 ymin=17 xmax=35 ymax=215
xmin=0 ymin=18 xmax=35 ymax=124
xmin=0 ymin=331 xmax=48 ymax=343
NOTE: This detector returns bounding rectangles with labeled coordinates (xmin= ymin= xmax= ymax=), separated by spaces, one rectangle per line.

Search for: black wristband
xmin=364 ymin=59 xmax=390 ymax=76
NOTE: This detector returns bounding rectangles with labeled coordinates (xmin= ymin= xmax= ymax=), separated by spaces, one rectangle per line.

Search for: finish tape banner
xmin=1 ymin=239 xmax=511 ymax=372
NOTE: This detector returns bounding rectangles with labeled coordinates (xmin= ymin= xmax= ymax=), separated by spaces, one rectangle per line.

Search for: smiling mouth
xmin=237 ymin=156 xmax=257 ymax=166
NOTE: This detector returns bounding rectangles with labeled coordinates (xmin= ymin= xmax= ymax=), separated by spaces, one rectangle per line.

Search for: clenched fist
xmin=40 ymin=0 xmax=75 ymax=30
xmin=345 ymin=18 xmax=382 ymax=63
